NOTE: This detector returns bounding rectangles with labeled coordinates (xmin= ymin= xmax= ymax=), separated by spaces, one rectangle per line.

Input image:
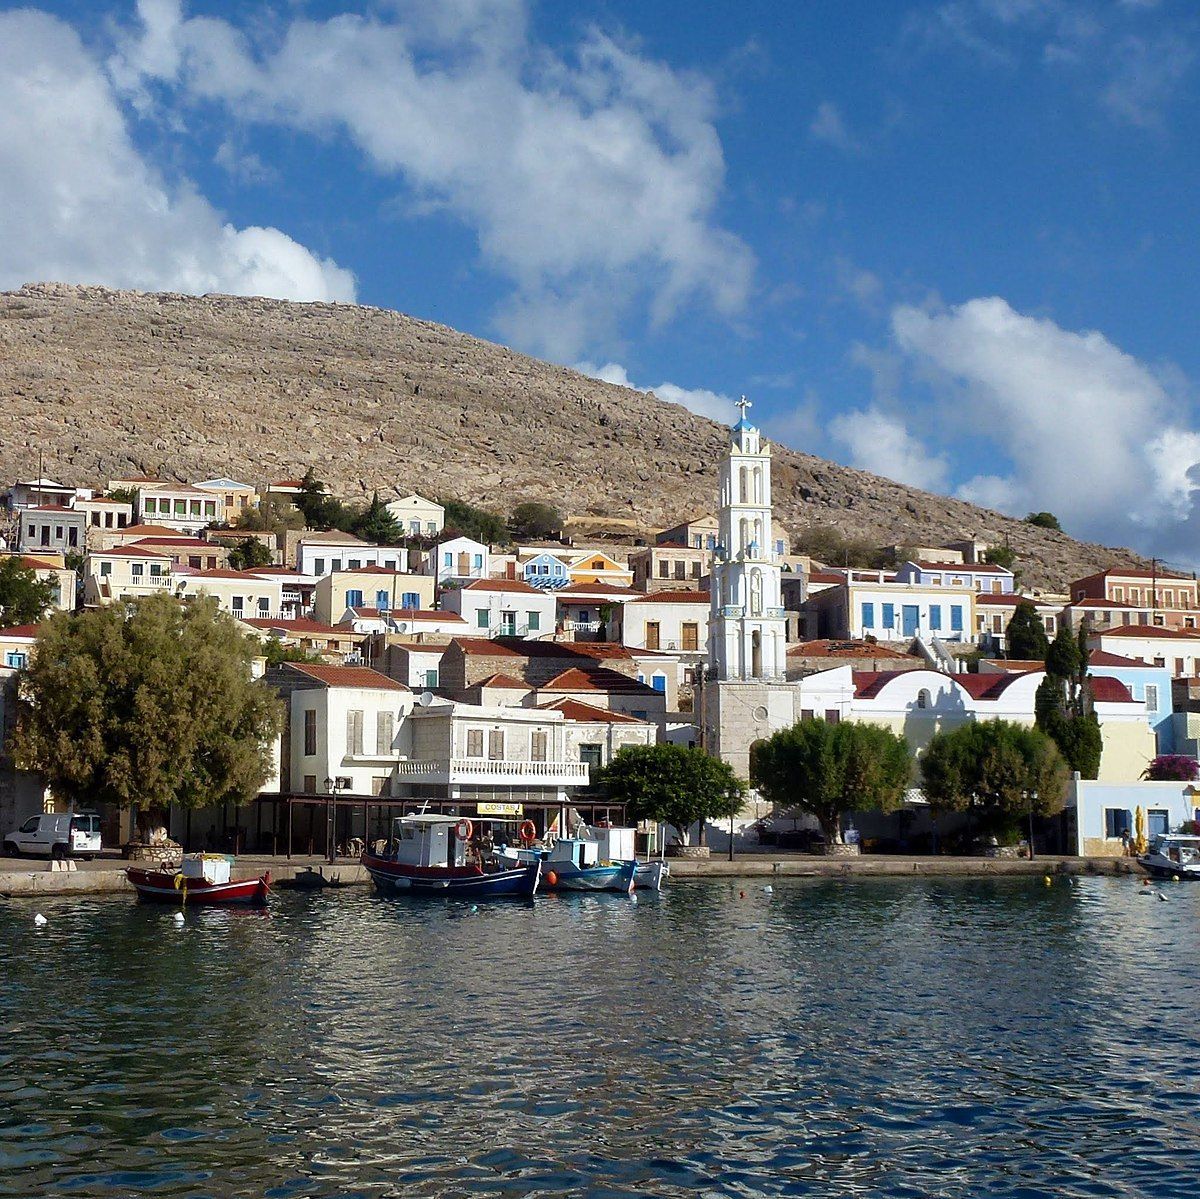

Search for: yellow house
xmin=195 ymin=478 xmax=260 ymax=525
xmin=567 ymin=550 xmax=633 ymax=588
xmin=83 ymin=548 xmax=174 ymax=605
xmin=313 ymin=567 xmax=436 ymax=626
xmin=11 ymin=553 xmax=76 ymax=613
xmin=174 ymin=569 xmax=284 ymax=621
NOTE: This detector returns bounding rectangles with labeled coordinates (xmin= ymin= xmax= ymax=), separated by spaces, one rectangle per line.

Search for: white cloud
xmin=111 ymin=0 xmax=754 ymax=359
xmin=575 ymin=361 xmax=734 ymax=423
xmin=809 ymin=101 xmax=861 ymax=152
xmin=829 ymin=407 xmax=950 ymax=492
xmin=0 ymin=9 xmax=354 ymax=302
xmin=892 ymin=296 xmax=1200 ymax=557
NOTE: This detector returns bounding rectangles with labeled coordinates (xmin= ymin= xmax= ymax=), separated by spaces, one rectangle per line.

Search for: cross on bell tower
xmin=735 ymin=395 xmax=752 ymax=421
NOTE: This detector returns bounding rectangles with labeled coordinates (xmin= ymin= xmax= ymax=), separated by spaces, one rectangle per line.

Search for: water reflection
xmin=1 ymin=876 xmax=1197 ymax=1196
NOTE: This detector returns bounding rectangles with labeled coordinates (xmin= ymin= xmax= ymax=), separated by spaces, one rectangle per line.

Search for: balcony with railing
xmin=394 ymin=758 xmax=589 ymax=786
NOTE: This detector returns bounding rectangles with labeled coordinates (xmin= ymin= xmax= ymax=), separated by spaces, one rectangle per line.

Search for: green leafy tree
xmin=351 ymin=492 xmax=404 ymax=545
xmin=296 ymin=468 xmax=354 ymax=532
xmin=1005 ymin=600 xmax=1049 ymax=661
xmin=223 ymin=538 xmax=275 ymax=571
xmin=750 ymin=718 xmax=911 ymax=846
xmin=594 ymin=744 xmax=746 ymax=846
xmin=921 ymin=720 xmax=1068 ymax=841
xmin=984 ymin=543 xmax=1016 ymax=571
xmin=439 ymin=497 xmax=509 ymax=546
xmin=1035 ymin=623 xmax=1102 ymax=778
xmin=105 ymin=486 xmax=138 ymax=508
xmin=510 ymin=501 xmax=563 ymax=541
xmin=262 ymin=639 xmax=320 ymax=668
xmin=12 ymin=594 xmax=283 ymax=835
xmin=0 ymin=557 xmax=55 ymax=628
xmin=233 ymin=497 xmax=305 ymax=535
xmin=1025 ymin=511 xmax=1063 ymax=532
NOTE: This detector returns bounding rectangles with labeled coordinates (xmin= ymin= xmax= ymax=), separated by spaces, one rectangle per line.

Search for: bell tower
xmin=709 ymin=397 xmax=787 ymax=681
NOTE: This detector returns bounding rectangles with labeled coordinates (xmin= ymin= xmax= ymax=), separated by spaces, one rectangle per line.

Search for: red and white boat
xmin=126 ymin=854 xmax=271 ymax=906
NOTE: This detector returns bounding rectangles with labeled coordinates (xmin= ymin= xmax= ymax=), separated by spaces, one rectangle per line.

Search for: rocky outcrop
xmin=0 ymin=282 xmax=1142 ymax=589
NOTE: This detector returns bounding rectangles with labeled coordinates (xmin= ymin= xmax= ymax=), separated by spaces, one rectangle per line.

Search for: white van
xmin=2 ymin=812 xmax=102 ymax=860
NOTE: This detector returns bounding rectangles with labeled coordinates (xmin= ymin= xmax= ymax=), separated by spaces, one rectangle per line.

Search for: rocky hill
xmin=0 ymin=282 xmax=1143 ymax=590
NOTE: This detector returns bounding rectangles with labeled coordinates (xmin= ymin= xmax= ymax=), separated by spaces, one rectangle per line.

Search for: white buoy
xmin=630 ymin=893 xmax=638 ymax=904
xmin=33 ymin=912 xmax=47 ymax=926
xmin=173 ymin=911 xmax=185 ymax=924
xmin=763 ymin=885 xmax=774 ymax=894
xmin=1157 ymin=891 xmax=1168 ymax=902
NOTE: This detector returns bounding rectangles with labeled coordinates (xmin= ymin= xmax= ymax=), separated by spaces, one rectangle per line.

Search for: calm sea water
xmin=1 ymin=875 xmax=1196 ymax=1198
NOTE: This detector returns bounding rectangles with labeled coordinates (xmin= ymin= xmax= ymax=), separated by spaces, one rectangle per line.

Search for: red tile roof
xmin=0 ymin=624 xmax=40 ymax=639
xmin=1066 ymin=598 xmax=1145 ymax=610
xmin=1089 ymin=676 xmax=1136 ymax=703
xmin=451 ymin=637 xmax=526 ymax=657
xmin=1088 ymin=649 xmax=1149 ymax=667
xmin=555 ymin=582 xmax=641 ymax=598
xmin=17 ymin=555 xmax=64 ymax=571
xmin=242 ymin=617 xmax=348 ymax=636
xmin=285 ymin=662 xmax=409 ymax=690
xmin=476 ymin=672 xmax=530 ymax=690
xmin=1097 ymin=624 xmax=1200 ymax=640
xmin=538 ymin=698 xmax=644 ymax=724
xmin=187 ymin=568 xmax=274 ymax=581
xmin=1075 ymin=566 xmax=1195 ymax=583
xmin=27 ymin=503 xmax=78 ymax=513
xmin=462 ymin=578 xmax=542 ymax=594
xmin=393 ymin=608 xmax=465 ymax=622
xmin=130 ymin=536 xmax=212 ymax=547
xmin=540 ymin=666 xmax=659 ymax=695
xmin=116 ymin=524 xmax=184 ymax=537
xmin=628 ymin=589 xmax=710 ymax=604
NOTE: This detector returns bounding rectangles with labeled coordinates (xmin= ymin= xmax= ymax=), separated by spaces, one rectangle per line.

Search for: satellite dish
xmin=418 ymin=690 xmax=434 ymax=706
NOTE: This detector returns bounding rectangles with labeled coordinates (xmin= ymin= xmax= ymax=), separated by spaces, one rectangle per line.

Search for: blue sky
xmin=2 ymin=1 xmax=1199 ymax=566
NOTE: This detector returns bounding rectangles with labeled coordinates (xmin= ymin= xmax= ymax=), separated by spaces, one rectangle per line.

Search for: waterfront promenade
xmin=0 ymin=850 xmax=1141 ymax=896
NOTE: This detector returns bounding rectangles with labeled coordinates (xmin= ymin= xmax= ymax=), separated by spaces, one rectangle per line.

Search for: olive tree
xmin=750 ymin=718 xmax=911 ymax=846
xmin=12 ymin=594 xmax=283 ymax=834
xmin=595 ymin=743 xmax=746 ymax=846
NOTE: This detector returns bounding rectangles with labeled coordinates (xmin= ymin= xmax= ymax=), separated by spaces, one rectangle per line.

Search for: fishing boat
xmin=541 ymin=837 xmax=636 ymax=893
xmin=125 ymin=853 xmax=271 ymax=905
xmin=361 ymin=814 xmax=541 ymax=898
xmin=633 ymin=859 xmax=669 ymax=892
xmin=1138 ymin=833 xmax=1200 ymax=880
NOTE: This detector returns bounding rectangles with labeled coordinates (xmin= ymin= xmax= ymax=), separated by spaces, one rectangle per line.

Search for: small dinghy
xmin=126 ymin=854 xmax=270 ymax=905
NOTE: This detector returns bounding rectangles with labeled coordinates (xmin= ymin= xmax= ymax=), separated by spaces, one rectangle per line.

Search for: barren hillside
xmin=0 ymin=282 xmax=1143 ymax=590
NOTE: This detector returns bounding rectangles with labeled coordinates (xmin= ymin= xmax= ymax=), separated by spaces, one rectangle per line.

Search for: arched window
xmin=753 ymin=518 xmax=763 ymax=550
xmin=917 ymin=689 xmax=931 ymax=710
xmin=739 ymin=517 xmax=749 ymax=554
xmin=739 ymin=465 xmax=749 ymax=504
xmin=753 ymin=466 xmax=763 ymax=504
xmin=751 ymin=629 xmax=762 ymax=677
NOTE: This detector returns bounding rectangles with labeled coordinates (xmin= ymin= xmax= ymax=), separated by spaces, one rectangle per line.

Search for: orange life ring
xmin=455 ymin=818 xmax=474 ymax=841
xmin=519 ymin=820 xmax=537 ymax=846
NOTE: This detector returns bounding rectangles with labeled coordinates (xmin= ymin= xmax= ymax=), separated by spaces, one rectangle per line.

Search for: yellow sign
xmin=476 ymin=802 xmax=524 ymax=817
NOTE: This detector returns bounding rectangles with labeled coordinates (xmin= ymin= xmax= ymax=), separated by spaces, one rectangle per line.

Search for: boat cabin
xmin=547 ymin=839 xmax=600 ymax=869
xmin=1149 ymin=834 xmax=1200 ymax=867
xmin=592 ymin=826 xmax=636 ymax=863
xmin=388 ymin=814 xmax=469 ymax=869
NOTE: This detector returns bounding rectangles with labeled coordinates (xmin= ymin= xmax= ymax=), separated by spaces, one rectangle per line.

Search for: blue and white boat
xmin=361 ymin=814 xmax=541 ymax=898
xmin=541 ymin=837 xmax=636 ymax=893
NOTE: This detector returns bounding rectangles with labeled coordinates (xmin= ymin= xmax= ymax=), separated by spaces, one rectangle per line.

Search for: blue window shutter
xmin=652 ymin=675 xmax=666 ymax=692
xmin=950 ymin=606 xmax=963 ymax=631
xmin=862 ymin=603 xmax=875 ymax=629
xmin=347 ymin=589 xmax=363 ymax=608
xmin=930 ymin=606 xmax=942 ymax=631
xmin=402 ymin=591 xmax=419 ymax=608
xmin=882 ymin=603 xmax=894 ymax=628
xmin=376 ymin=590 xmax=389 ymax=609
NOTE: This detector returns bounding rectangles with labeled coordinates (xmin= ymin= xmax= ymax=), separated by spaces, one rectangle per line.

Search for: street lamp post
xmin=1027 ymin=789 xmax=1037 ymax=862
xmin=323 ymin=776 xmax=341 ymax=864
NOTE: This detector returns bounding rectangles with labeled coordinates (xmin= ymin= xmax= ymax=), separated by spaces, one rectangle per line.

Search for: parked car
xmin=2 ymin=812 xmax=102 ymax=860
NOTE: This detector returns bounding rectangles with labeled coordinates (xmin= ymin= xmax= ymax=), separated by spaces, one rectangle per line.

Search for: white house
xmin=83 ymin=548 xmax=174 ymax=604
xmin=426 ymin=536 xmax=490 ymax=585
xmin=805 ymin=577 xmax=976 ymax=644
xmin=440 ymin=579 xmax=557 ymax=639
xmin=1069 ymin=778 xmax=1200 ymax=857
xmin=894 ymin=559 xmax=1015 ymax=595
xmin=616 ymin=590 xmax=710 ymax=653
xmin=174 ymin=569 xmax=284 ymax=621
xmin=296 ymin=532 xmax=411 ymax=578
xmin=385 ymin=493 xmax=444 ymax=538
xmin=18 ymin=505 xmax=87 ymax=555
xmin=1087 ymin=625 xmax=1200 ymax=678
xmin=134 ymin=482 xmax=221 ymax=533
